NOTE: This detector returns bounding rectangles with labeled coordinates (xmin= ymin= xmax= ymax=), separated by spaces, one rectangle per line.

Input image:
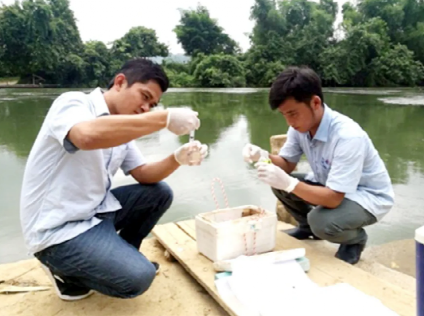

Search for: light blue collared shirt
xmin=20 ymin=88 xmax=146 ymax=254
xmin=279 ymin=104 xmax=394 ymax=220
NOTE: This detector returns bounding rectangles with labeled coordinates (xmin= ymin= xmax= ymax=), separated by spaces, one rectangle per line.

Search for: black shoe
xmin=152 ymin=262 xmax=160 ymax=275
xmin=41 ymin=264 xmax=94 ymax=301
xmin=284 ymin=227 xmax=322 ymax=240
xmin=335 ymin=241 xmax=367 ymax=265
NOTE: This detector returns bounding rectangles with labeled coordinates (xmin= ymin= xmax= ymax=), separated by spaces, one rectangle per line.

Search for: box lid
xmin=415 ymin=226 xmax=424 ymax=244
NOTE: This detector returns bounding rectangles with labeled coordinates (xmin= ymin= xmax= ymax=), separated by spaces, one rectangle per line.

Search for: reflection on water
xmin=1 ymin=88 xmax=424 ymax=263
xmin=378 ymin=96 xmax=424 ymax=106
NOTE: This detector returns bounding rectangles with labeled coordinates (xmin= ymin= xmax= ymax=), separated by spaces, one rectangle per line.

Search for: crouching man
xmin=243 ymin=66 xmax=394 ymax=265
xmin=20 ymin=58 xmax=208 ymax=300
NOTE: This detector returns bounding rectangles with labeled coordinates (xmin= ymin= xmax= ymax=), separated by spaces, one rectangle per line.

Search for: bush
xmin=193 ymin=54 xmax=246 ymax=87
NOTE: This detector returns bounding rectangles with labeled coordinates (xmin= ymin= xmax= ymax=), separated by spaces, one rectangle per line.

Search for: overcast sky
xmin=0 ymin=0 xmax=348 ymax=54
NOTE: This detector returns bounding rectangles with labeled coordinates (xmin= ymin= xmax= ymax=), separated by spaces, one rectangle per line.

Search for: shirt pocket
xmin=109 ymin=145 xmax=128 ymax=176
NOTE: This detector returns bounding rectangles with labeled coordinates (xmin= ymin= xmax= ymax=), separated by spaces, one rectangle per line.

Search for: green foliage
xmin=0 ymin=1 xmax=168 ymax=87
xmin=193 ymin=54 xmax=246 ymax=87
xmin=249 ymin=0 xmax=337 ymax=73
xmin=109 ymin=26 xmax=168 ymax=76
xmin=174 ymin=5 xmax=239 ymax=56
xmin=244 ymin=45 xmax=286 ymax=87
xmin=162 ymin=60 xmax=196 ymax=88
xmin=82 ymin=41 xmax=111 ymax=87
xmin=1 ymin=0 xmax=424 ymax=88
xmin=368 ymin=44 xmax=424 ymax=86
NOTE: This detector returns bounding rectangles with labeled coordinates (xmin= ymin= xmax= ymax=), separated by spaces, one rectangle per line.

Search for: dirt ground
xmin=0 ymin=238 xmax=227 ymax=316
xmin=0 ymin=234 xmax=416 ymax=316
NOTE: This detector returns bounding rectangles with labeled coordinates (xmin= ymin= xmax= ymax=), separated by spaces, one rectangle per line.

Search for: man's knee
xmin=271 ymin=187 xmax=291 ymax=202
xmin=152 ymin=181 xmax=173 ymax=209
xmin=115 ymin=262 xmax=156 ymax=298
xmin=133 ymin=181 xmax=173 ymax=211
xmin=308 ymin=208 xmax=343 ymax=242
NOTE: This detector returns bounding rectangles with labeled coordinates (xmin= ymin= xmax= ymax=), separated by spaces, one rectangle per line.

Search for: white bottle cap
xmin=415 ymin=225 xmax=424 ymax=245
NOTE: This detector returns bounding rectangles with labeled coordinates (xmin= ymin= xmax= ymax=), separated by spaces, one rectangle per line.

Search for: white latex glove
xmin=174 ymin=140 xmax=208 ymax=166
xmin=242 ymin=143 xmax=268 ymax=163
xmin=255 ymin=162 xmax=299 ymax=193
xmin=166 ymin=108 xmax=200 ymax=136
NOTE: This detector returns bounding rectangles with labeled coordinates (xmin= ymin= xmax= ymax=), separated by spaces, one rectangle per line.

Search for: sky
xmin=0 ymin=0 xmax=349 ymax=55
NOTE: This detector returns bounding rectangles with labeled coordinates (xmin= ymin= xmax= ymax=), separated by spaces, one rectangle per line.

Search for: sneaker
xmin=40 ymin=264 xmax=94 ymax=301
xmin=152 ymin=262 xmax=160 ymax=275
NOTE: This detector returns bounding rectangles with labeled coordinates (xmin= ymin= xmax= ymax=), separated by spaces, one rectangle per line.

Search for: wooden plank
xmin=176 ymin=220 xmax=197 ymax=240
xmin=178 ymin=220 xmax=414 ymax=316
xmin=152 ymin=223 xmax=241 ymax=316
xmin=282 ymin=235 xmax=414 ymax=311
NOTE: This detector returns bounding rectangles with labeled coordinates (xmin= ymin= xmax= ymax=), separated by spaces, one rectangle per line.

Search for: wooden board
xmin=152 ymin=222 xmax=240 ymax=316
xmin=152 ymin=220 xmax=415 ymax=316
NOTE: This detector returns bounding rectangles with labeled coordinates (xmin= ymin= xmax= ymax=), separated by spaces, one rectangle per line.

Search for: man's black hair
xmin=269 ymin=66 xmax=324 ymax=110
xmin=108 ymin=58 xmax=169 ymax=92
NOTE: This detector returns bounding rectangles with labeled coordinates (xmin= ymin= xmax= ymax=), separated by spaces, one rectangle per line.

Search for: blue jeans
xmin=34 ymin=182 xmax=173 ymax=298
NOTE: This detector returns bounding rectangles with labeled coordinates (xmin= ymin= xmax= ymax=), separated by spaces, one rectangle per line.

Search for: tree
xmin=174 ymin=5 xmax=239 ymax=56
xmin=320 ymin=18 xmax=391 ymax=86
xmin=193 ymin=54 xmax=246 ymax=87
xmin=248 ymin=0 xmax=337 ymax=85
xmin=0 ymin=0 xmax=83 ymax=84
xmin=109 ymin=26 xmax=168 ymax=75
xmin=368 ymin=44 xmax=424 ymax=86
xmin=82 ymin=41 xmax=111 ymax=87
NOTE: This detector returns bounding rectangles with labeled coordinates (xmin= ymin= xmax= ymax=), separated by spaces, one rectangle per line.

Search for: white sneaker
xmin=40 ymin=264 xmax=94 ymax=301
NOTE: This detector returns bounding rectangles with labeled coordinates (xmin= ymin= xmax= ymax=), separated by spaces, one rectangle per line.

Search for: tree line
xmin=0 ymin=0 xmax=423 ymax=88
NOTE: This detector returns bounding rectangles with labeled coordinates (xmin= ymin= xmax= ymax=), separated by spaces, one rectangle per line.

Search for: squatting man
xmin=243 ymin=66 xmax=394 ymax=266
xmin=20 ymin=58 xmax=208 ymax=301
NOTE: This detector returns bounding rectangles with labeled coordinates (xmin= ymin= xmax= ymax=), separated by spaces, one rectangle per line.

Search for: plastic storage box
xmin=416 ymin=225 xmax=424 ymax=316
xmin=195 ymin=205 xmax=277 ymax=262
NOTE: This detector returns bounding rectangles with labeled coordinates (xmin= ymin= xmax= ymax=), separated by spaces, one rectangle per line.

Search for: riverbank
xmin=0 ymin=222 xmax=416 ymax=316
xmin=0 ymin=238 xmax=227 ymax=316
xmin=0 ymin=84 xmax=61 ymax=89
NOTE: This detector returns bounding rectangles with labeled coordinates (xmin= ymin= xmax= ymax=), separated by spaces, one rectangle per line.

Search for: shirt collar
xmin=89 ymin=87 xmax=110 ymax=117
xmin=312 ymin=103 xmax=332 ymax=142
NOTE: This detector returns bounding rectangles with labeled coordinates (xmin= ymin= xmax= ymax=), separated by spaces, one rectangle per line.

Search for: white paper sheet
xmin=216 ymin=256 xmax=399 ymax=316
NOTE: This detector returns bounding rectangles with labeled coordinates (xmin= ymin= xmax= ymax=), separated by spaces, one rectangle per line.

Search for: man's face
xmin=277 ymin=96 xmax=321 ymax=133
xmin=113 ymin=75 xmax=163 ymax=115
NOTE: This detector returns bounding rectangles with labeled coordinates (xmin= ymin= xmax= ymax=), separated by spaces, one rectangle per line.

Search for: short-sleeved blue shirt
xmin=279 ymin=104 xmax=394 ymax=220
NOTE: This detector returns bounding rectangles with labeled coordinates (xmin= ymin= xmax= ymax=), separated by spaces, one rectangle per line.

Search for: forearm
xmin=131 ymin=154 xmax=180 ymax=184
xmin=269 ymin=154 xmax=296 ymax=174
xmin=291 ymin=182 xmax=344 ymax=209
xmin=69 ymin=111 xmax=168 ymax=150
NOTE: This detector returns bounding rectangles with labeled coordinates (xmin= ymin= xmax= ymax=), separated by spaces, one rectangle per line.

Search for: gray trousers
xmin=272 ymin=173 xmax=377 ymax=245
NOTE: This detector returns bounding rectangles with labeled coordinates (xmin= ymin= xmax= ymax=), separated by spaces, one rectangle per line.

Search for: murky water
xmin=1 ymin=87 xmax=424 ymax=264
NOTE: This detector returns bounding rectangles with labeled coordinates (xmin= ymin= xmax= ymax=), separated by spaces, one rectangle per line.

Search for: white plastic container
xmin=195 ymin=205 xmax=277 ymax=262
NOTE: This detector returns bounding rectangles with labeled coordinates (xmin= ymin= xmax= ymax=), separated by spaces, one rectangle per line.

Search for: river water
xmin=1 ymin=87 xmax=424 ymax=264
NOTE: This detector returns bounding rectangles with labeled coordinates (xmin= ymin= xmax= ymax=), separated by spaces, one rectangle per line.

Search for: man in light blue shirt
xmin=243 ymin=66 xmax=394 ymax=265
xmin=20 ymin=58 xmax=208 ymax=301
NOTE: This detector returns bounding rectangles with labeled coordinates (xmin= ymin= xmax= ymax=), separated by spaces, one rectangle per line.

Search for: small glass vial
xmin=258 ymin=150 xmax=271 ymax=164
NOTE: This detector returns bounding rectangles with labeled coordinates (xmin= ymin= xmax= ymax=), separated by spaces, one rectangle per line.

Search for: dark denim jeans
xmin=34 ymin=182 xmax=173 ymax=298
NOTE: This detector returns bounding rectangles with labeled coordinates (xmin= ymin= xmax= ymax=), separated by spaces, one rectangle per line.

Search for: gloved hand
xmin=166 ymin=108 xmax=200 ymax=136
xmin=255 ymin=162 xmax=299 ymax=193
xmin=242 ymin=143 xmax=269 ymax=163
xmin=174 ymin=141 xmax=208 ymax=166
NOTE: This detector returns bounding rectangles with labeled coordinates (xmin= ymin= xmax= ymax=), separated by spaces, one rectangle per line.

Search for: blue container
xmin=416 ymin=226 xmax=424 ymax=316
